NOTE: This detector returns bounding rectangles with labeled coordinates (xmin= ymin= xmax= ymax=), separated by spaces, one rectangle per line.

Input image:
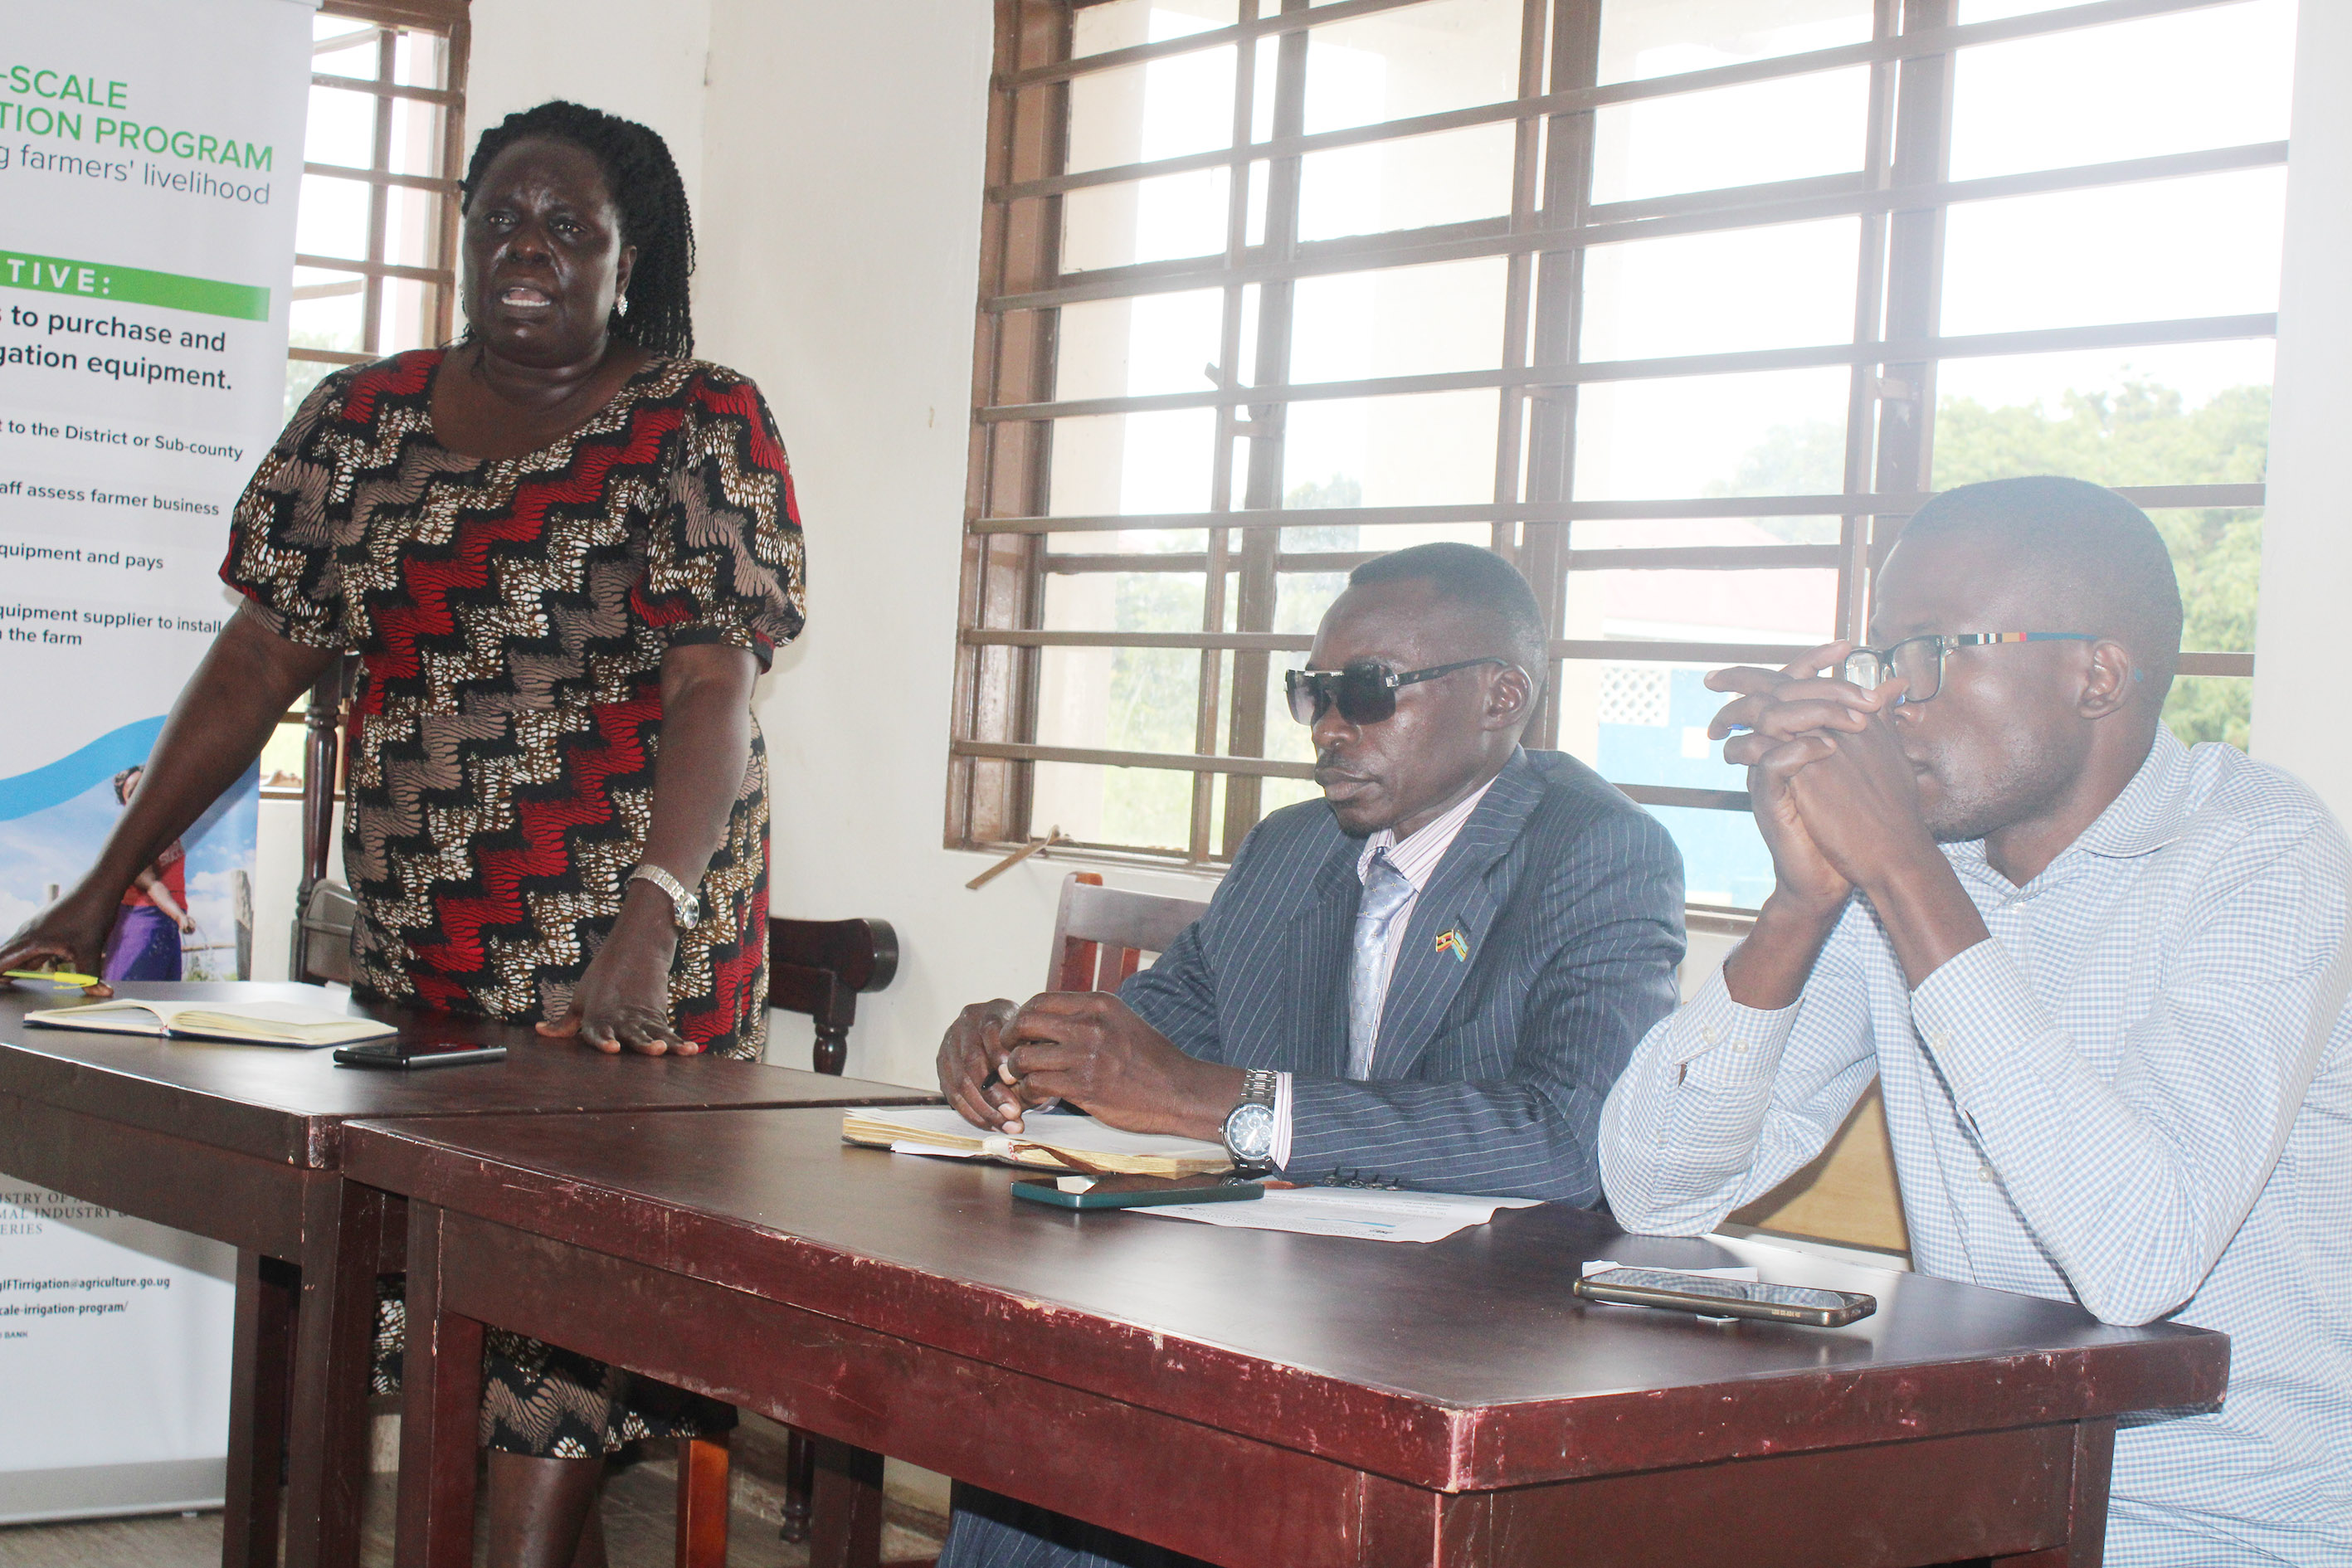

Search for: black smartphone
xmin=331 ymin=1039 xmax=509 ymax=1070
xmin=1011 ymin=1173 xmax=1263 ymax=1210
xmin=1572 ymin=1266 xmax=1876 ymax=1327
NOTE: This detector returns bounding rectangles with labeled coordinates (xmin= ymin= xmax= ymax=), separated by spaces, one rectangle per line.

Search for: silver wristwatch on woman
xmin=1221 ymin=1068 xmax=1280 ymax=1167
xmin=627 ymin=863 xmax=703 ymax=930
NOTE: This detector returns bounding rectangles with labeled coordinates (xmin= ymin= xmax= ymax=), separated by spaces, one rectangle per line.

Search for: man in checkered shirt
xmin=1600 ymin=477 xmax=2350 ymax=1565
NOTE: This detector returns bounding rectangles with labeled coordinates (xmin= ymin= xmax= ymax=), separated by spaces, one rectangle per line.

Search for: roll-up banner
xmin=0 ymin=0 xmax=312 ymax=1523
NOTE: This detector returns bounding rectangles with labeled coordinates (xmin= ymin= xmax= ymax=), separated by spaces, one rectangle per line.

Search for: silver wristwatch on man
xmin=627 ymin=863 xmax=703 ymax=930
xmin=1220 ymin=1068 xmax=1280 ymax=1167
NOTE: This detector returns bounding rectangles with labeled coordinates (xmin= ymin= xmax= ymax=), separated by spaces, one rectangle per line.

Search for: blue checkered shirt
xmin=1600 ymin=728 xmax=2352 ymax=1566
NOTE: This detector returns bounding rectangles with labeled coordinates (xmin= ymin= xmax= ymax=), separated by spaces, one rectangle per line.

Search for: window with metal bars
xmin=261 ymin=0 xmax=468 ymax=797
xmin=282 ymin=0 xmax=469 ymax=421
xmin=963 ymin=0 xmax=2283 ymax=905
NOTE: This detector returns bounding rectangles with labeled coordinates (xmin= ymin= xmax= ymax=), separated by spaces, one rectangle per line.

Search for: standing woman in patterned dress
xmin=0 ymin=101 xmax=804 ymax=1566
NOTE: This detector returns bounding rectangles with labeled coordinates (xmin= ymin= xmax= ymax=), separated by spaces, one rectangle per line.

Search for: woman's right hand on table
xmin=0 ymin=884 xmax=119 ymax=995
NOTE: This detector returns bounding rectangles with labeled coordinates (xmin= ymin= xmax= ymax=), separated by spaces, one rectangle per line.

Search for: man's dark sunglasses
xmin=1284 ymin=658 xmax=1510 ymax=726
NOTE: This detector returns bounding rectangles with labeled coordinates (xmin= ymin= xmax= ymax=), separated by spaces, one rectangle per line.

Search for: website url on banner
xmin=0 ymin=251 xmax=265 ymax=322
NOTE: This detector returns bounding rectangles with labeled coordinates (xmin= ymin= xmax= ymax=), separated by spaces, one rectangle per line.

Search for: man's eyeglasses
xmin=1843 ymin=632 xmax=2096 ymax=704
xmin=1284 ymin=658 xmax=1510 ymax=726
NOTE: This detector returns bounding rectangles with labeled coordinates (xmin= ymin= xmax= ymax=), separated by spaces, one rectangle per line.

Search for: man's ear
xmin=2079 ymin=638 xmax=2135 ymax=720
xmin=1483 ymin=663 xmax=1536 ymax=730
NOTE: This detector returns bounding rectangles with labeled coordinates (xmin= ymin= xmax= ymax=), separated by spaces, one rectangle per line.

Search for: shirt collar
xmin=1359 ymin=775 xmax=1498 ymax=892
xmin=1943 ymin=726 xmax=2194 ymax=884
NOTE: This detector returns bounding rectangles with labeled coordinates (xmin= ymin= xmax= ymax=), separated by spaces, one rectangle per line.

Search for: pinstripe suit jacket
xmin=1120 ymin=747 xmax=1685 ymax=1204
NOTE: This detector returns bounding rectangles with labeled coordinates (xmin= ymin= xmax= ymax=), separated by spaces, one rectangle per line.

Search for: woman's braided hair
xmin=460 ymin=101 xmax=695 ymax=359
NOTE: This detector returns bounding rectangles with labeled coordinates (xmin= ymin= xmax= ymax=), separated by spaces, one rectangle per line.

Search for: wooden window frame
xmin=952 ymin=0 xmax=2267 ymax=880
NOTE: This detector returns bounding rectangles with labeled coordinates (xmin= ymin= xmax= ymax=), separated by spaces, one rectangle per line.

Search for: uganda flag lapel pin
xmin=1434 ymin=928 xmax=1469 ymax=963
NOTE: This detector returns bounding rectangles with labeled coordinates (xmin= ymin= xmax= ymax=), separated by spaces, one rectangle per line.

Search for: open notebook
xmin=842 ymin=1105 xmax=1231 ymax=1177
xmin=23 ymin=998 xmax=399 ymax=1049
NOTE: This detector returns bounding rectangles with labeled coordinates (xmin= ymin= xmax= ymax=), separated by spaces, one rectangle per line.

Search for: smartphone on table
xmin=331 ymin=1039 xmax=508 ymax=1070
xmin=1011 ymin=1173 xmax=1263 ymax=1210
xmin=1573 ymin=1266 xmax=1876 ymax=1327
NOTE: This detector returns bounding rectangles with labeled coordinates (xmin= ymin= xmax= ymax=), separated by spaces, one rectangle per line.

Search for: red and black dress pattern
xmin=222 ymin=350 xmax=806 ymax=1059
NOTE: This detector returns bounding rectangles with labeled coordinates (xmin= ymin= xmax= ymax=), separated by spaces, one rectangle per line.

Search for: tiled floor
xmin=0 ymin=1449 xmax=946 ymax=1568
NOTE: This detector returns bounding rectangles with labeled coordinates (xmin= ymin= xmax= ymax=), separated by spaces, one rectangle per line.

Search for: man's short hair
xmin=1348 ymin=543 xmax=1548 ymax=675
xmin=1896 ymin=476 xmax=2184 ymax=704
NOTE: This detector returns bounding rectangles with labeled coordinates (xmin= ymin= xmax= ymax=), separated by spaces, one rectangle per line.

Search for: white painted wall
xmin=2251 ymin=0 xmax=2352 ymax=825
xmin=463 ymin=0 xmax=713 ymax=217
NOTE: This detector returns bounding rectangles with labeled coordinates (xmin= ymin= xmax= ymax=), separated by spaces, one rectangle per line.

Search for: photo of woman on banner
xmin=100 ymin=765 xmax=194 ymax=985
xmin=0 ymin=100 xmax=804 ymax=1568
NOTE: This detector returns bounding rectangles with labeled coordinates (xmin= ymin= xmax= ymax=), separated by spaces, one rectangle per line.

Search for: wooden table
xmin=348 ymin=1107 xmax=2228 ymax=1568
xmin=0 ymin=982 xmax=939 ymax=1568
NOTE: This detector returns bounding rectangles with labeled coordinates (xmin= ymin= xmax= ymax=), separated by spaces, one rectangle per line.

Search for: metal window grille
xmin=284 ymin=0 xmax=470 ymax=415
xmin=954 ymin=0 xmax=2272 ymax=879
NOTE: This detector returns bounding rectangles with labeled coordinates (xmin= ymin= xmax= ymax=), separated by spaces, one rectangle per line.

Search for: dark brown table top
xmin=0 ymin=982 xmax=938 ymax=1167
xmin=345 ymin=1106 xmax=2228 ymax=1493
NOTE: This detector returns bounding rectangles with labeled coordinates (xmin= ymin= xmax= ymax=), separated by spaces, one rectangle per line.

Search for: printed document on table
xmin=1135 ymin=1186 xmax=1541 ymax=1244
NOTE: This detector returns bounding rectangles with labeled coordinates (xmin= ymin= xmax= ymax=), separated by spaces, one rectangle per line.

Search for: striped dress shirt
xmin=1599 ymin=728 xmax=2352 ymax=1565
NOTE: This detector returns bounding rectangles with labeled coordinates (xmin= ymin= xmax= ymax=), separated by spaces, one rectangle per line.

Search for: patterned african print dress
xmin=222 ymin=348 xmax=805 ymax=1454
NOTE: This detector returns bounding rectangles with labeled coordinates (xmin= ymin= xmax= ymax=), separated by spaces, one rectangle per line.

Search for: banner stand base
xmin=0 ymin=1458 xmax=225 ymax=1527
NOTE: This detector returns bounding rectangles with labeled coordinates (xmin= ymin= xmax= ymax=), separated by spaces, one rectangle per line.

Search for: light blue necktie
xmin=1348 ymin=850 xmax=1416 ymax=1079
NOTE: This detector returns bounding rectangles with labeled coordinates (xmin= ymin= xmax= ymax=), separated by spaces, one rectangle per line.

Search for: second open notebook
xmin=23 ymin=998 xmax=400 ymax=1049
xmin=841 ymin=1105 xmax=1231 ymax=1177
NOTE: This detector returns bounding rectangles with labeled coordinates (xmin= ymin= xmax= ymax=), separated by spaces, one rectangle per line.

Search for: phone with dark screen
xmin=1573 ymin=1267 xmax=1876 ymax=1327
xmin=331 ymin=1039 xmax=508 ymax=1070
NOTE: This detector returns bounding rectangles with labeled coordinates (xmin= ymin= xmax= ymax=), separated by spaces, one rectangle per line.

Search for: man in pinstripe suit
xmin=937 ymin=543 xmax=1686 ymax=1568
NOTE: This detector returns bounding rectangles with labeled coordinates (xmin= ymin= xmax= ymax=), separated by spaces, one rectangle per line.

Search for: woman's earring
xmin=615 ymin=294 xmax=630 ymax=318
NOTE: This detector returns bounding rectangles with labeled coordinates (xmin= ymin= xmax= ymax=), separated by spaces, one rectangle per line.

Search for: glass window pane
xmin=1940 ymin=168 xmax=2286 ymax=337
xmin=1035 ymin=645 xmax=1207 ymax=754
xmin=1052 ymin=290 xmax=1226 ymax=403
xmin=295 ymin=175 xmax=371 ymax=264
xmin=312 ymin=23 xmax=378 ymax=82
xmin=1302 ymin=0 xmax=1522 ymax=135
xmin=376 ymin=277 xmax=445 ymax=356
xmin=1298 ymin=120 xmax=1517 ymax=241
xmin=1561 ymin=567 xmax=1836 ymax=644
xmin=1572 ymin=366 xmax=1851 ymax=500
xmin=2164 ymin=674 xmax=2250 ymax=751
xmin=1049 ymin=409 xmax=1219 ymax=516
xmin=1590 ymin=66 xmax=1870 ymax=206
xmin=282 ymin=357 xmax=343 ymax=423
xmin=1949 ymin=2 xmax=2294 ymax=181
xmin=1573 ymin=516 xmax=1844 ymax=549
xmin=1553 ymin=655 xmax=1775 ymax=906
xmin=1580 ymin=216 xmax=1858 ymax=361
xmin=290 ymin=265 xmax=367 ymax=357
xmin=1075 ymin=0 xmax=1235 ymax=60
xmin=387 ymin=99 xmax=446 ymax=178
xmin=1030 ymin=760 xmax=1198 ymax=854
xmin=1067 ymin=47 xmax=1236 ymax=175
xmin=1290 ymin=256 xmax=1508 ymax=383
xmin=393 ymin=29 xmax=447 ymax=90
xmin=304 ymin=84 xmax=377 ymax=169
xmin=1283 ymin=388 xmax=1499 ymax=509
xmin=383 ymin=183 xmax=446 ymax=270
xmin=1060 ymin=168 xmax=1231 ymax=271
xmin=1597 ymin=0 xmax=1873 ymax=85
xmin=1933 ymin=346 xmax=2274 ymax=493
xmin=2147 ymin=507 xmax=2261 ymax=654
xmin=1040 ymin=563 xmax=1209 ymax=634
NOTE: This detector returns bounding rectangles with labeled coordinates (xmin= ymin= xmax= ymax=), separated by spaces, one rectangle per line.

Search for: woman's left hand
xmin=538 ymin=889 xmax=696 ymax=1055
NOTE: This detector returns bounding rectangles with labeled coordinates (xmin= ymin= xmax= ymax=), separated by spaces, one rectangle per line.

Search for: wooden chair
xmin=290 ymin=662 xmax=735 ymax=1568
xmin=770 ymin=916 xmax=900 ymax=1074
xmin=1046 ymin=872 xmax=1209 ymax=992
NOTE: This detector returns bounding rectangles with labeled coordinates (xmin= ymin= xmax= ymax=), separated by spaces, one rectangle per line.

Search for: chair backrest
xmin=768 ymin=916 xmax=900 ymax=1074
xmin=1727 ymin=1083 xmax=1911 ymax=1257
xmin=292 ymin=656 xmax=358 ymax=986
xmin=1047 ymin=872 xmax=1210 ymax=994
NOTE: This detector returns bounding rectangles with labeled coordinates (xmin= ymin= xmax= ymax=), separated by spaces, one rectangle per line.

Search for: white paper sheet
xmin=1134 ymin=1186 xmax=1542 ymax=1244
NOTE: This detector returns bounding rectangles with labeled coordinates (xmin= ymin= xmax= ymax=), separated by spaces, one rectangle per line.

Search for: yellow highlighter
xmin=5 ymin=968 xmax=104 ymax=988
